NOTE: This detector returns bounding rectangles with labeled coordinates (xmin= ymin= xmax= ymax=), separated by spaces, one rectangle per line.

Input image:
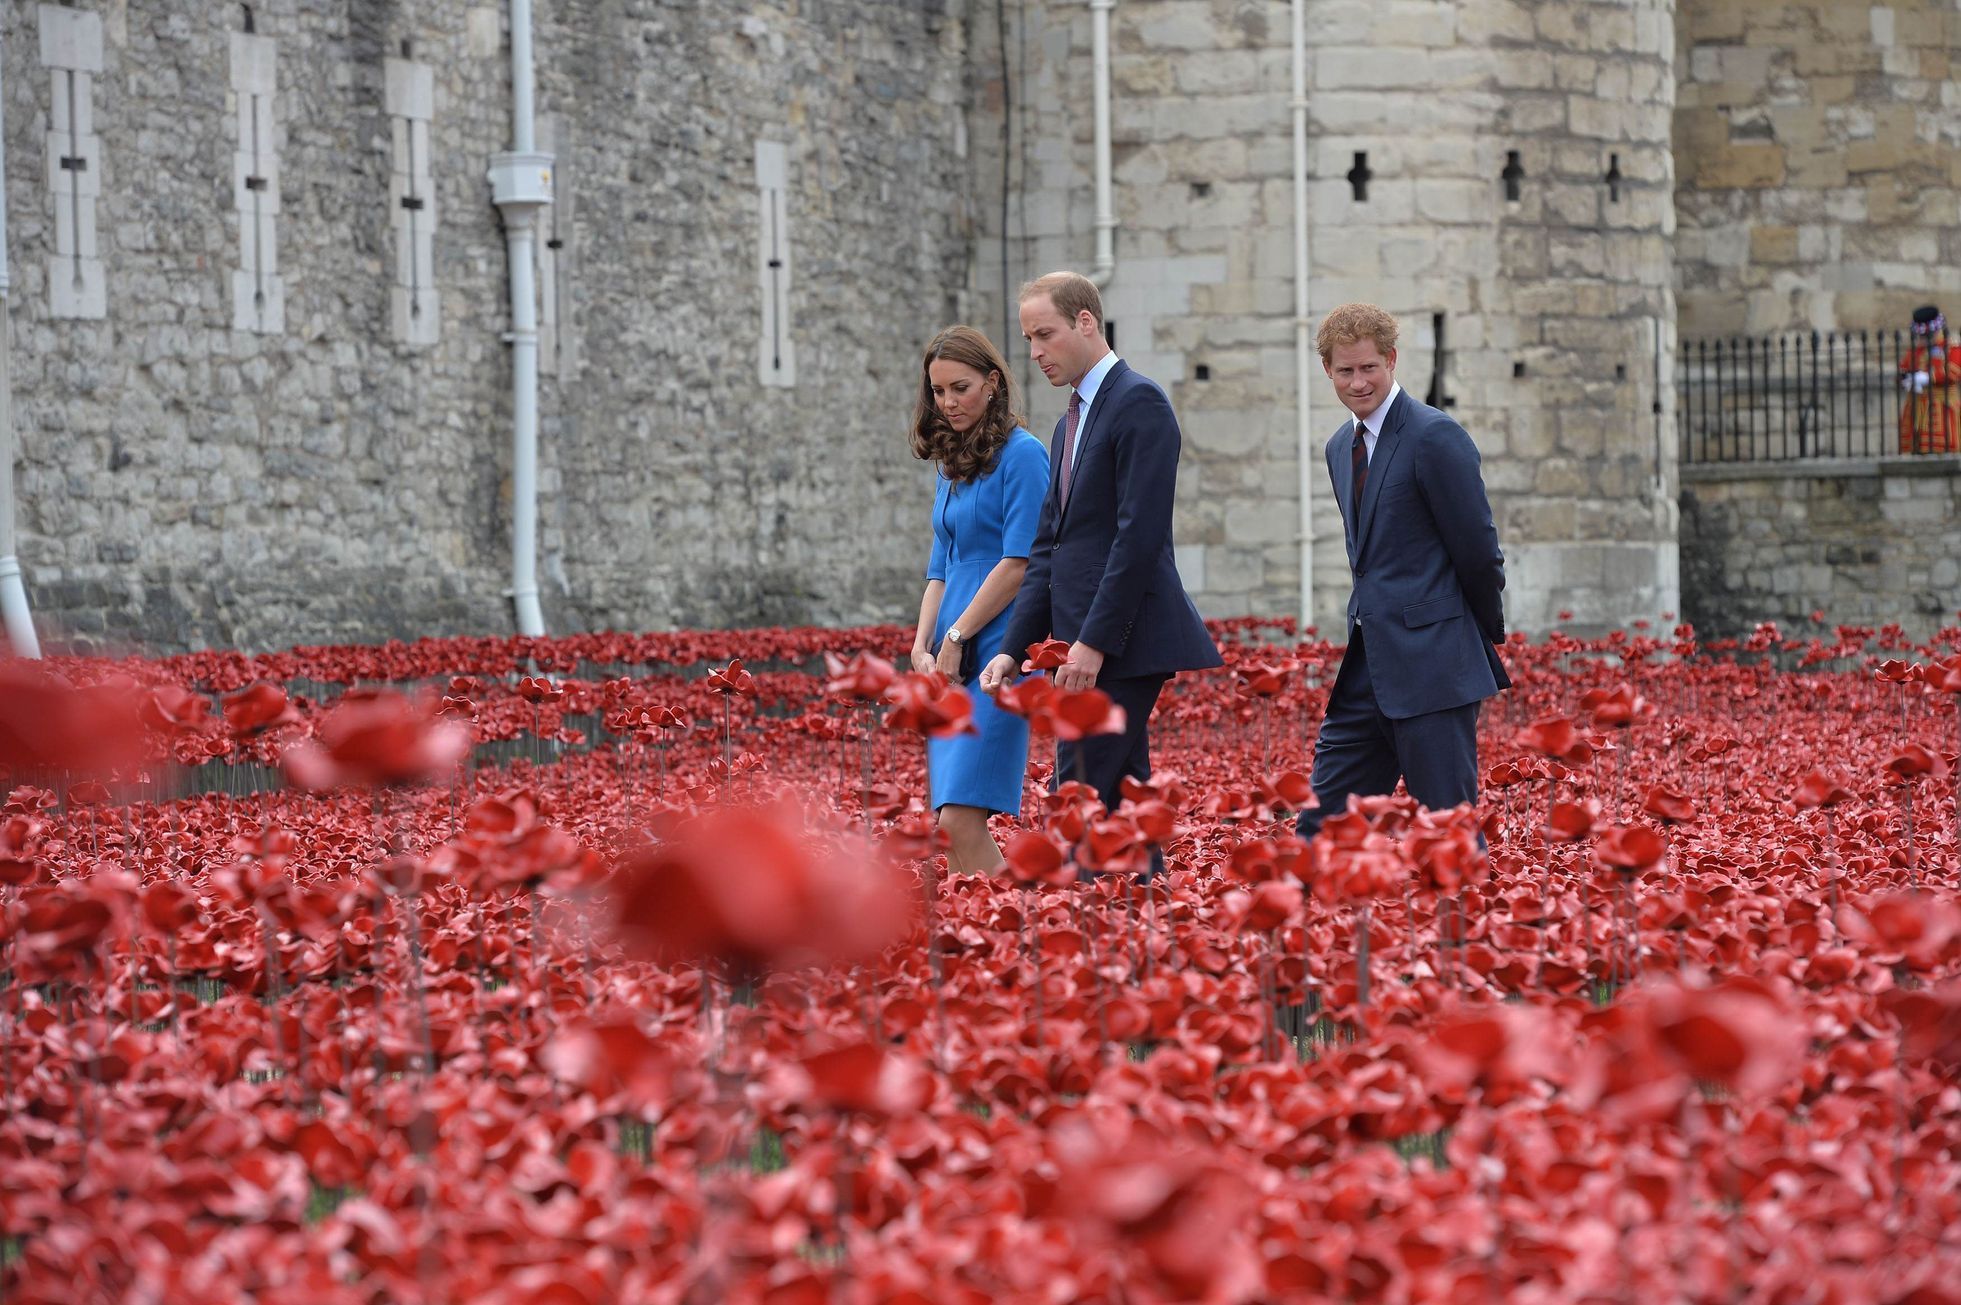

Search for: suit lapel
xmin=1354 ymin=391 xmax=1407 ymax=556
xmin=1335 ymin=420 xmax=1359 ymax=558
xmin=1055 ymin=359 xmax=1128 ymax=532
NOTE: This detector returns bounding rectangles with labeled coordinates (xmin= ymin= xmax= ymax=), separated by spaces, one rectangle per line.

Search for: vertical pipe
xmin=511 ymin=0 xmax=535 ymax=154
xmin=1087 ymin=0 xmax=1116 ymax=286
xmin=500 ymin=0 xmax=546 ymax=637
xmin=0 ymin=36 xmax=44 ymax=657
xmin=1291 ymin=0 xmax=1313 ymax=629
xmin=508 ymin=220 xmax=543 ymax=637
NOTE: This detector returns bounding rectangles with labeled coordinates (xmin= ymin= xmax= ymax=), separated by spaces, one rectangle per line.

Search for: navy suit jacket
xmin=1333 ymin=389 xmax=1510 ymax=719
xmin=1000 ymin=360 xmax=1222 ymax=681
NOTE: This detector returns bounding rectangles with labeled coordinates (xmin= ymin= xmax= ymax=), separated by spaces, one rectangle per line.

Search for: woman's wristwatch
xmin=945 ymin=627 xmax=965 ymax=646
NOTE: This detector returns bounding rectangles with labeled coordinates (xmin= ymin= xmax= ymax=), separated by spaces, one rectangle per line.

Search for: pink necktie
xmin=1058 ymin=389 xmax=1083 ymax=506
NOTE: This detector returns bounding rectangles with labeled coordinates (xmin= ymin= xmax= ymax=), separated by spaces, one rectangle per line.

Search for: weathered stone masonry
xmin=4 ymin=0 xmax=972 ymax=650
xmin=1681 ymin=456 xmax=1961 ymax=634
xmin=4 ymin=0 xmax=1958 ymax=652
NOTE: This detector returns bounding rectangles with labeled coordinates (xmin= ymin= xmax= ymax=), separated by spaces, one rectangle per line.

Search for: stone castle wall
xmin=1673 ymin=0 xmax=1961 ymax=337
xmin=4 ymin=0 xmax=971 ymax=652
xmin=968 ymin=0 xmax=1680 ymax=635
xmin=7 ymin=0 xmax=1958 ymax=653
xmin=1680 ymin=457 xmax=1961 ymax=636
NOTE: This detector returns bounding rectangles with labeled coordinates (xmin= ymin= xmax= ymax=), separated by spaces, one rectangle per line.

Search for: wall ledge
xmin=1681 ymin=454 xmax=1961 ymax=484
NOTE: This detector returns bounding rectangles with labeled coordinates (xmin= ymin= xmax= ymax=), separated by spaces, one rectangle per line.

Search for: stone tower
xmin=969 ymin=0 xmax=1681 ymax=634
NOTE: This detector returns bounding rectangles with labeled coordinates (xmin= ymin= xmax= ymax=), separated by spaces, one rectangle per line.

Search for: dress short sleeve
xmin=925 ymin=476 xmax=950 ymax=581
xmin=998 ymin=431 xmax=1048 ymax=559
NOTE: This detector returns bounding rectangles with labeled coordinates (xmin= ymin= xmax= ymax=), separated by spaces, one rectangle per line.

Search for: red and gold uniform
xmin=1899 ymin=307 xmax=1959 ymax=454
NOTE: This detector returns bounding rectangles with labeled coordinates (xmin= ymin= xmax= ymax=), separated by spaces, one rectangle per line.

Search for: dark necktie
xmin=1058 ymin=389 xmax=1083 ymax=506
xmin=1351 ymin=423 xmax=1369 ymax=522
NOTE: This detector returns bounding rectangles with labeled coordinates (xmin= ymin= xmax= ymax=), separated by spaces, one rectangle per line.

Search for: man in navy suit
xmin=979 ymin=271 xmax=1221 ymax=817
xmin=1296 ymin=303 xmax=1509 ymax=839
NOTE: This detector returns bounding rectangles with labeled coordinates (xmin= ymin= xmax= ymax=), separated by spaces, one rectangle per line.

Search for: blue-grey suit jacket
xmin=1333 ymin=389 xmax=1510 ymax=719
xmin=1000 ymin=360 xmax=1222 ymax=680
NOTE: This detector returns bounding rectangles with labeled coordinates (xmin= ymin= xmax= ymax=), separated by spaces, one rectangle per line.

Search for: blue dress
xmin=926 ymin=428 xmax=1049 ymax=814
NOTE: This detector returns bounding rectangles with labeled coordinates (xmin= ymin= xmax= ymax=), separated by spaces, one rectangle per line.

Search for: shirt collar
xmin=1074 ymin=351 xmax=1121 ymax=412
xmin=1359 ymin=382 xmax=1402 ymax=439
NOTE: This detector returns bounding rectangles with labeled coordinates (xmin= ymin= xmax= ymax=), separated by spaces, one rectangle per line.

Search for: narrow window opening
xmin=1501 ymin=150 xmax=1524 ymax=202
xmin=1347 ymin=151 xmax=1372 ymax=202
xmin=1605 ymin=153 xmax=1623 ymax=202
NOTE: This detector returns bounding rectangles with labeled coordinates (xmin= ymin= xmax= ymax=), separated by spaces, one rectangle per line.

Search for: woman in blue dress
xmin=908 ymin=326 xmax=1049 ymax=875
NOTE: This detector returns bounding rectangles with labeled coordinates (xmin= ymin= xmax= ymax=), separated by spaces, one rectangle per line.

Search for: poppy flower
xmin=1882 ymin=985 xmax=1961 ymax=1069
xmin=1021 ymin=639 xmax=1071 ymax=672
xmin=0 ymin=815 xmax=47 ymax=886
xmin=1644 ymin=978 xmax=1803 ymax=1099
xmin=822 ymin=650 xmax=899 ymax=701
xmin=1048 ymin=689 xmax=1126 ymax=742
xmin=0 ymin=665 xmax=148 ymax=774
xmin=541 ymin=1012 xmax=697 ymax=1109
xmin=883 ymin=673 xmax=977 ymax=738
xmin=1923 ymin=655 xmax=1961 ymax=694
xmin=1579 ymin=684 xmax=1653 ymax=729
xmin=1873 ymin=659 xmax=1917 ymax=684
xmin=993 ymin=674 xmax=1057 ymax=726
xmin=142 ymin=684 xmax=216 ymax=736
xmin=610 ymin=801 xmax=910 ymax=976
xmin=222 ymin=683 xmax=301 ymax=735
xmin=1641 ymin=785 xmax=1697 ymax=825
xmin=1515 ymin=717 xmax=1594 ymax=767
xmin=1235 ymin=660 xmax=1297 ymax=698
xmin=515 ymin=676 xmax=564 ymax=705
xmin=1003 ymin=829 xmax=1072 ymax=886
xmin=705 ymin=659 xmax=758 ymax=696
xmin=281 ymin=691 xmax=471 ymax=791
xmin=1592 ymin=825 xmax=1667 ymax=874
xmin=1839 ymin=892 xmax=1959 ymax=969
xmin=1544 ymin=800 xmax=1598 ymax=843
xmin=783 ymin=1039 xmax=931 ymax=1116
xmin=1881 ymin=743 xmax=1947 ymax=784
xmin=1793 ymin=770 xmax=1856 ymax=808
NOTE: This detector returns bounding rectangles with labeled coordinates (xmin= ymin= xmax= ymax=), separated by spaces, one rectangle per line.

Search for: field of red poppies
xmin=2 ymin=615 xmax=1959 ymax=1303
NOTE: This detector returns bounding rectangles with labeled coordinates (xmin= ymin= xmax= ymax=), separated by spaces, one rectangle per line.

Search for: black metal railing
xmin=1678 ymin=329 xmax=1959 ymax=464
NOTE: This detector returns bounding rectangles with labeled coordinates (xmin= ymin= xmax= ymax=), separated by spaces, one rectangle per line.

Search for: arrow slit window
xmin=230 ymin=31 xmax=284 ymax=333
xmin=38 ymin=4 xmax=106 ymax=319
xmin=755 ymin=141 xmax=795 ymax=387
xmin=385 ymin=57 xmax=439 ymax=347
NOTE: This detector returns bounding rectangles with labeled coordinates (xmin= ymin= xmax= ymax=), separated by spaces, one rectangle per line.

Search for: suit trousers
xmin=1295 ymin=623 xmax=1481 ymax=839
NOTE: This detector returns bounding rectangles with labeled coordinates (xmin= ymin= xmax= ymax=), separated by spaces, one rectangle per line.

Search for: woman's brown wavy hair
xmin=910 ymin=326 xmax=1025 ymax=484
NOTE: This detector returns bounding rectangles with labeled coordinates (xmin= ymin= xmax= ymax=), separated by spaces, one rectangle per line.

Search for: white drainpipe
xmin=1087 ymin=0 xmax=1116 ymax=286
xmin=1291 ymin=0 xmax=1314 ymax=630
xmin=488 ymin=0 xmax=553 ymax=638
xmin=0 ymin=38 xmax=43 ymax=658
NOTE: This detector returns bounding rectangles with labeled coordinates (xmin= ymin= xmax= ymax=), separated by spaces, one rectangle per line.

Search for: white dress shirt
xmin=1068 ymin=351 xmax=1122 ymax=471
xmin=1355 ymin=381 xmax=1403 ymax=464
